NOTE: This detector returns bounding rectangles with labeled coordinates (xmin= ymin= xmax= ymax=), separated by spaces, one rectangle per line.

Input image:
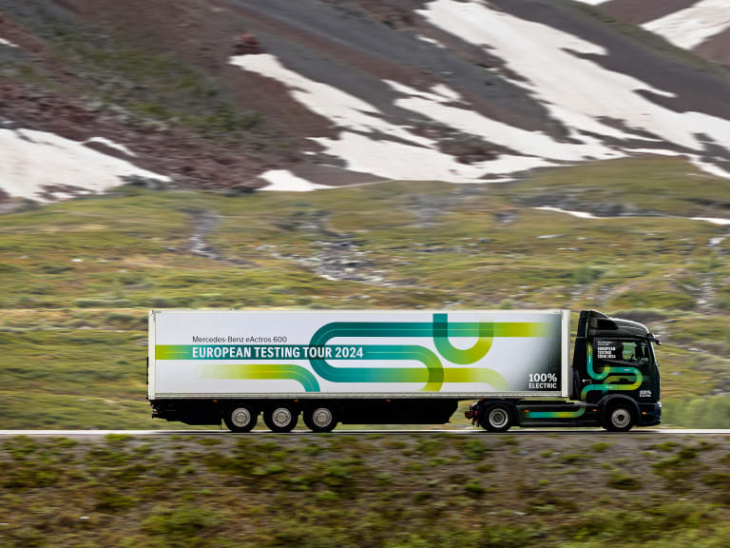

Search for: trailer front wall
xmin=150 ymin=310 xmax=568 ymax=399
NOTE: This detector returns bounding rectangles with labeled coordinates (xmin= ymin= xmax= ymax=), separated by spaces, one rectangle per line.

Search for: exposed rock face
xmin=233 ymin=32 xmax=262 ymax=55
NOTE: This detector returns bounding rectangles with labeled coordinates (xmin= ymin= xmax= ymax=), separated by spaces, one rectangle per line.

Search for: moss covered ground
xmin=1 ymin=433 xmax=730 ymax=547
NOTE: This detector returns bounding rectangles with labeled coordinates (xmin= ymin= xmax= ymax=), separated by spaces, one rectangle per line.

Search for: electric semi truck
xmin=148 ymin=309 xmax=661 ymax=432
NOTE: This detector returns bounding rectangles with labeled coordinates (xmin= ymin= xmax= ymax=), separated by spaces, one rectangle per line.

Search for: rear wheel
xmin=304 ymin=405 xmax=338 ymax=433
xmin=264 ymin=405 xmax=298 ymax=433
xmin=481 ymin=403 xmax=513 ymax=433
xmin=224 ymin=404 xmax=257 ymax=433
xmin=603 ymin=403 xmax=635 ymax=432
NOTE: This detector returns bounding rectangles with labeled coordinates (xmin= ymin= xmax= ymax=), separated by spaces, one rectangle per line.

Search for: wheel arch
xmin=598 ymin=394 xmax=640 ymax=418
xmin=598 ymin=395 xmax=640 ymax=431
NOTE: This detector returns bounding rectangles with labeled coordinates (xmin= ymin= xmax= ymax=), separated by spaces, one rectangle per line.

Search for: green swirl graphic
xmin=157 ymin=315 xmax=554 ymax=393
xmin=433 ymin=313 xmax=493 ymax=364
xmin=307 ymin=317 xmax=546 ymax=391
xmin=528 ymin=342 xmax=642 ymax=419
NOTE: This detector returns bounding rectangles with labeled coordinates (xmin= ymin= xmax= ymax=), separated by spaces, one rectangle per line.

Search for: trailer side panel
xmin=150 ymin=309 xmax=567 ymax=400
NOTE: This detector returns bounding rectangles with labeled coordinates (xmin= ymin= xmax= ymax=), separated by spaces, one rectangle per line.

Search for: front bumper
xmin=639 ymin=402 xmax=662 ymax=426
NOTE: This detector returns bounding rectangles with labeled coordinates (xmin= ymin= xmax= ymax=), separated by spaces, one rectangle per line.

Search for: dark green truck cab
xmin=468 ymin=310 xmax=661 ymax=432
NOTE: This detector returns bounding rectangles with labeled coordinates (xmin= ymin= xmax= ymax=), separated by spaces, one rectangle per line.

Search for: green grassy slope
xmin=1 ymin=433 xmax=730 ymax=547
xmin=1 ymin=156 xmax=729 ymax=428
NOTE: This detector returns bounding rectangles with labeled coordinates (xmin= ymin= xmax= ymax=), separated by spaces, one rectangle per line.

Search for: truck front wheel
xmin=264 ymin=405 xmax=298 ymax=433
xmin=481 ymin=403 xmax=514 ymax=433
xmin=224 ymin=404 xmax=257 ymax=433
xmin=304 ymin=405 xmax=338 ymax=433
xmin=603 ymin=403 xmax=636 ymax=432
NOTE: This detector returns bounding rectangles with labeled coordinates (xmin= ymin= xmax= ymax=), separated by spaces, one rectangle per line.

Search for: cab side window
xmin=621 ymin=341 xmax=650 ymax=365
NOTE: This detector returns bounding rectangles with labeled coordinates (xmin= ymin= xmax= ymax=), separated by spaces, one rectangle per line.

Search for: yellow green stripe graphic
xmin=204 ymin=364 xmax=319 ymax=392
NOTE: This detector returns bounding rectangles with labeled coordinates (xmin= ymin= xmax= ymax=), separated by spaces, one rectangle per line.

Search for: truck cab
xmin=468 ymin=310 xmax=661 ymax=432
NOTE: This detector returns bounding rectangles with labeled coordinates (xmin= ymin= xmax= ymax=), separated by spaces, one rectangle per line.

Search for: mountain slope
xmin=580 ymin=0 xmax=730 ymax=67
xmin=2 ymin=0 xmax=730 ymax=200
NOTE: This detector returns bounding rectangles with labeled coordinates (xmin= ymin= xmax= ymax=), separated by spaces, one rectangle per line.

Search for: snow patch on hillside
xmin=692 ymin=217 xmax=730 ymax=226
xmin=419 ymin=0 xmax=730 ymax=178
xmin=231 ymin=54 xmax=556 ymax=182
xmin=0 ymin=128 xmax=169 ymax=201
xmin=644 ymin=0 xmax=730 ymax=49
xmin=229 ymin=2 xmax=730 ymax=185
xmin=537 ymin=206 xmax=730 ymax=226
xmin=231 ymin=54 xmax=430 ymax=148
xmin=260 ymin=170 xmax=328 ymax=192
xmin=535 ymin=206 xmax=598 ymax=219
xmin=385 ymin=80 xmax=619 ymax=162
xmin=415 ymin=35 xmax=446 ymax=49
xmin=83 ymin=137 xmax=137 ymax=157
xmin=0 ymin=37 xmax=19 ymax=48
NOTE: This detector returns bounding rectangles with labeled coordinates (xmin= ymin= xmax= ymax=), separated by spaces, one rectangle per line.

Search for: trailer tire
xmin=224 ymin=404 xmax=257 ymax=433
xmin=481 ymin=403 xmax=514 ymax=433
xmin=602 ymin=402 xmax=636 ymax=432
xmin=304 ymin=405 xmax=338 ymax=433
xmin=264 ymin=404 xmax=298 ymax=433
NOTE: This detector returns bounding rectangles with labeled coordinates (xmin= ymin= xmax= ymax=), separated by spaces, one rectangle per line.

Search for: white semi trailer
xmin=148 ymin=309 xmax=662 ymax=432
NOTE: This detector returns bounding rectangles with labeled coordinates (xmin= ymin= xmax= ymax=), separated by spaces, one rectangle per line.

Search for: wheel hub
xmin=489 ymin=409 xmax=508 ymax=428
xmin=313 ymin=408 xmax=333 ymax=428
xmin=272 ymin=408 xmax=292 ymax=428
xmin=611 ymin=408 xmax=631 ymax=428
xmin=231 ymin=408 xmax=251 ymax=428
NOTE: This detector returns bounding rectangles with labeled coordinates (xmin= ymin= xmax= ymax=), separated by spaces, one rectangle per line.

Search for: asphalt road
xmin=1 ymin=429 xmax=729 ymax=437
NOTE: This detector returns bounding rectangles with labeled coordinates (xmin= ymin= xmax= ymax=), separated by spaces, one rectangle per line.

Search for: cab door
xmin=587 ymin=339 xmax=654 ymax=402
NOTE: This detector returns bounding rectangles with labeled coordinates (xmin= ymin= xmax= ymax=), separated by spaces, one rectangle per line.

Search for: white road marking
xmin=0 ymin=429 xmax=728 ymax=437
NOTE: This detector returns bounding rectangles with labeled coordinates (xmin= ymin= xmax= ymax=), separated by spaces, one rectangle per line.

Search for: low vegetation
xmin=1 ymin=433 xmax=729 ymax=547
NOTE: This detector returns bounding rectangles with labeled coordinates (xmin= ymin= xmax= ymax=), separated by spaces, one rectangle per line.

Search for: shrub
xmin=607 ymin=471 xmax=642 ymax=490
xmin=143 ymin=506 xmax=221 ymax=546
xmin=574 ymin=266 xmax=602 ymax=285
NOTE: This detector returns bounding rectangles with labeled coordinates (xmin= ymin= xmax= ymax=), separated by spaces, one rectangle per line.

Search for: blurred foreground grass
xmin=1 ymin=433 xmax=730 ymax=547
xmin=1 ymin=156 xmax=729 ymax=428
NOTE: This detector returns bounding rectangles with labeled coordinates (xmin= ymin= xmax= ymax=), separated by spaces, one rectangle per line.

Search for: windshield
xmin=649 ymin=341 xmax=659 ymax=367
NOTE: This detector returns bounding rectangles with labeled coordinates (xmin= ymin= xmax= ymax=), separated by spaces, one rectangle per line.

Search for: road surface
xmin=1 ymin=429 xmax=729 ymax=437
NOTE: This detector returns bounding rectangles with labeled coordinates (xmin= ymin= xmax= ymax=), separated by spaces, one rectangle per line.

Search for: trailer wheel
xmin=603 ymin=403 xmax=635 ymax=432
xmin=264 ymin=405 xmax=298 ymax=433
xmin=481 ymin=403 xmax=513 ymax=433
xmin=304 ymin=405 xmax=338 ymax=433
xmin=224 ymin=404 xmax=257 ymax=433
